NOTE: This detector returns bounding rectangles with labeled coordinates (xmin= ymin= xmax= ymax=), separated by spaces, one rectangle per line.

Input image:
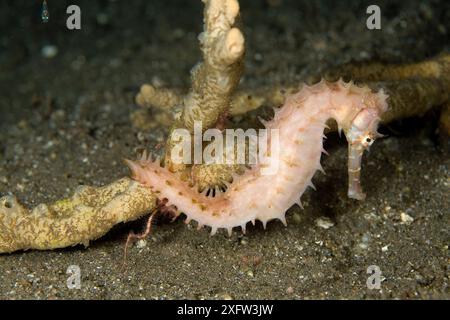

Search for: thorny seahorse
xmin=125 ymin=80 xmax=388 ymax=236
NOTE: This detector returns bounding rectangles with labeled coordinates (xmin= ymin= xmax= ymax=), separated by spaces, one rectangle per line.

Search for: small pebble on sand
xmin=220 ymin=293 xmax=233 ymax=300
xmin=315 ymin=217 xmax=334 ymax=229
xmin=136 ymin=239 xmax=147 ymax=248
xmin=400 ymin=212 xmax=414 ymax=225
xmin=41 ymin=45 xmax=58 ymax=58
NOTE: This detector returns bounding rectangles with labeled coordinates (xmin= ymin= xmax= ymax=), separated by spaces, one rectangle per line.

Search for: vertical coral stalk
xmin=164 ymin=0 xmax=245 ymax=173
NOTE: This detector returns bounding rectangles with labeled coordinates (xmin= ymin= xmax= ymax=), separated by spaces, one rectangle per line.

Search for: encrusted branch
xmin=137 ymin=0 xmax=245 ymax=174
xmin=137 ymin=54 xmax=450 ymax=126
xmin=230 ymin=53 xmax=450 ymax=120
xmin=326 ymin=53 xmax=450 ymax=83
xmin=0 ymin=178 xmax=155 ymax=253
xmin=181 ymin=0 xmax=244 ymax=131
xmin=135 ymin=84 xmax=184 ymax=113
xmin=137 ymin=0 xmax=244 ymax=132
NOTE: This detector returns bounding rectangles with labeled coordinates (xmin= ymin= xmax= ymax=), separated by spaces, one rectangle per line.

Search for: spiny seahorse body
xmin=126 ymin=80 xmax=388 ymax=236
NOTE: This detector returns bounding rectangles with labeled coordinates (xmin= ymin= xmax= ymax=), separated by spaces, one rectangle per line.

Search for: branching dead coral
xmin=0 ymin=178 xmax=155 ymax=253
xmin=137 ymin=0 xmax=244 ymax=131
xmin=138 ymin=0 xmax=245 ymax=175
xmin=0 ymin=0 xmax=448 ymax=253
xmin=137 ymin=54 xmax=450 ymax=127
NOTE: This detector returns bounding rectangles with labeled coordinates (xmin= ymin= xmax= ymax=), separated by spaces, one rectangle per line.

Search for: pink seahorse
xmin=125 ymin=80 xmax=388 ymax=236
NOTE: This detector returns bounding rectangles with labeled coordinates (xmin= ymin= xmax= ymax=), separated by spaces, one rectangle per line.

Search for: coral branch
xmin=231 ymin=53 xmax=450 ymax=120
xmin=326 ymin=53 xmax=450 ymax=83
xmin=181 ymin=0 xmax=244 ymax=130
xmin=137 ymin=0 xmax=244 ymax=133
xmin=137 ymin=54 xmax=449 ymax=130
xmin=135 ymin=84 xmax=184 ymax=112
xmin=0 ymin=178 xmax=155 ymax=253
xmin=373 ymin=78 xmax=448 ymax=123
xmin=163 ymin=0 xmax=245 ymax=174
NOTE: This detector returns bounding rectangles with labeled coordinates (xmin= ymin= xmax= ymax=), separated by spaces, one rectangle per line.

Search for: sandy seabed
xmin=0 ymin=0 xmax=448 ymax=299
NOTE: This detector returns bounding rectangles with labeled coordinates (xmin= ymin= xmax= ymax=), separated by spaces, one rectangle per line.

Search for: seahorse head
xmin=345 ymin=88 xmax=388 ymax=200
xmin=346 ymin=107 xmax=383 ymax=150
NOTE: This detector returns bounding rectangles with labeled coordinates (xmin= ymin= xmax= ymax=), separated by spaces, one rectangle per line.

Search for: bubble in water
xmin=41 ymin=0 xmax=49 ymax=23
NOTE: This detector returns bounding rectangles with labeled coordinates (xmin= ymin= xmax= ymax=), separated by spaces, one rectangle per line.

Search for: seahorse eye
xmin=361 ymin=134 xmax=375 ymax=148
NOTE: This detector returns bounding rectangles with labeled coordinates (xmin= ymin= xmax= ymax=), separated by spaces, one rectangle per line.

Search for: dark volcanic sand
xmin=0 ymin=0 xmax=448 ymax=299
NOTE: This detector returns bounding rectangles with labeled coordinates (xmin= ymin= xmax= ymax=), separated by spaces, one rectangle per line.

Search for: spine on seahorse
xmin=126 ymin=80 xmax=388 ymax=236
